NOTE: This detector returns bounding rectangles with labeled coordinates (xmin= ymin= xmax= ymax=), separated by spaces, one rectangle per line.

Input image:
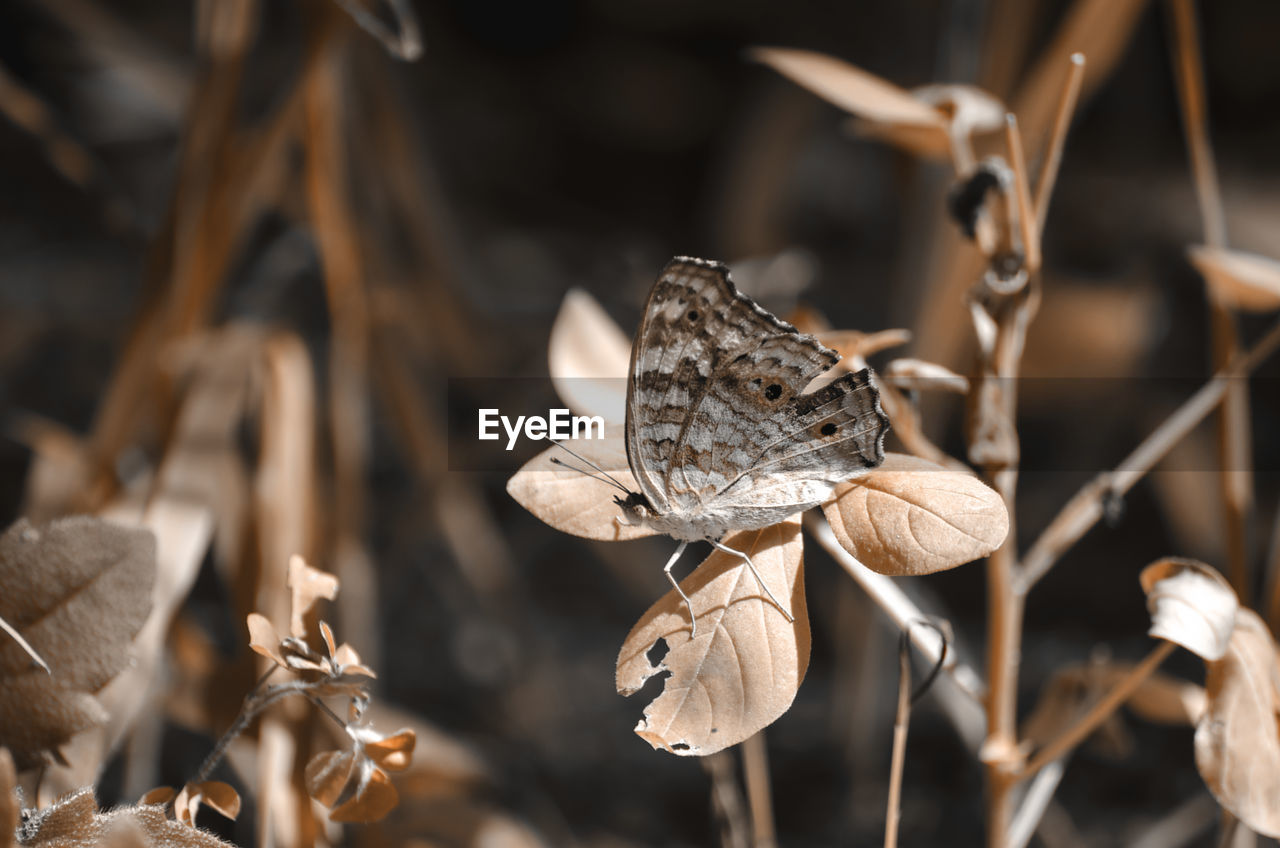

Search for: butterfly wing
xmin=625 ymin=257 xmax=888 ymax=518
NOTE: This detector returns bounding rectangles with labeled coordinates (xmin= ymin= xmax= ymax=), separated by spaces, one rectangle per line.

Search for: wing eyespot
xmin=820 ymin=423 xmax=837 ymax=436
xmin=687 ymin=310 xmax=699 ymax=322
xmin=764 ymin=383 xmax=782 ymax=401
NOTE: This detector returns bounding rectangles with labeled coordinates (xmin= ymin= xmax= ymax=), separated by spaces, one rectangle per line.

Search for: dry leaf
xmin=616 ymin=517 xmax=808 ymax=756
xmin=1140 ymin=558 xmax=1238 ymax=661
xmin=0 ymin=517 xmax=156 ymax=769
xmin=822 ymin=453 xmax=1008 ymax=575
xmin=174 ymin=781 xmax=241 ymax=827
xmin=1194 ymin=609 xmax=1280 ymax=837
xmin=287 ymin=555 xmax=338 ymax=639
xmin=548 ymin=288 xmax=631 ymax=424
xmin=506 ymin=438 xmax=658 ymax=541
xmin=306 ymin=726 xmax=416 ymax=823
xmin=330 ymin=768 xmax=398 ymax=824
xmin=22 ymin=787 xmax=235 ymax=847
xmin=138 ymin=787 xmax=175 ymax=807
xmin=1188 ymin=245 xmax=1280 ymax=312
xmin=246 ymin=613 xmax=287 ymax=667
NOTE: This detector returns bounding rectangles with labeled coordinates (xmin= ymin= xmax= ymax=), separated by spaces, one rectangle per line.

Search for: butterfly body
xmin=615 ymin=256 xmax=890 ymax=632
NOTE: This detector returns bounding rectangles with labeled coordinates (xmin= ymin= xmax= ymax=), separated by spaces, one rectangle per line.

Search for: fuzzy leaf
xmin=23 ymin=788 xmax=234 ymax=846
xmin=616 ymin=516 xmax=808 ymax=756
xmin=506 ymin=439 xmax=658 ymax=541
xmin=1140 ymin=558 xmax=1238 ymax=661
xmin=1189 ymin=245 xmax=1280 ymax=312
xmin=0 ymin=517 xmax=156 ymax=769
xmin=822 ymin=453 xmax=1008 ymax=575
xmin=548 ymin=288 xmax=630 ymax=424
xmin=1194 ymin=609 xmax=1280 ymax=837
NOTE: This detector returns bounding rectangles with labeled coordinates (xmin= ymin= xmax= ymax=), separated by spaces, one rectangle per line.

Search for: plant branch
xmin=1016 ymin=640 xmax=1176 ymax=780
xmin=741 ymin=732 xmax=776 ymax=848
xmin=884 ymin=629 xmax=916 ymax=848
xmin=1018 ymin=316 xmax=1280 ymax=590
xmin=1008 ymin=756 xmax=1068 ymax=848
xmin=1004 ymin=115 xmax=1040 ymax=272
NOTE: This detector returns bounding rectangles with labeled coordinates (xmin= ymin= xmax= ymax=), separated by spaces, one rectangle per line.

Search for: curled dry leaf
xmin=287 ymin=555 xmax=338 ymax=639
xmin=822 ymin=453 xmax=1009 ymax=576
xmin=174 ymin=781 xmax=241 ymax=827
xmin=0 ymin=517 xmax=156 ymax=769
xmin=305 ymin=726 xmax=416 ymax=823
xmin=21 ymin=788 xmax=234 ymax=847
xmin=1194 ymin=609 xmax=1280 ymax=837
xmin=246 ymin=613 xmax=287 ymax=667
xmin=506 ymin=438 xmax=658 ymax=541
xmin=1188 ymin=245 xmax=1280 ymax=313
xmin=616 ymin=517 xmax=808 ymax=756
xmin=1140 ymin=558 xmax=1238 ymax=661
xmin=548 ymin=288 xmax=631 ymax=425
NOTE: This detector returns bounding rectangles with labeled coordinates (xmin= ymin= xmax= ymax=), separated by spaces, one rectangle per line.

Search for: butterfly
xmin=557 ymin=256 xmax=890 ymax=636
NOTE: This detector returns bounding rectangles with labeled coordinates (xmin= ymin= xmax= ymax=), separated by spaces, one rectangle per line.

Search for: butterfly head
xmin=613 ymin=490 xmax=654 ymax=527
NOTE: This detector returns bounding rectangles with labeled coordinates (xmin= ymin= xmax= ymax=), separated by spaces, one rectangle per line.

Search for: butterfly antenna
xmin=546 ymin=438 xmax=632 ymax=493
xmin=548 ymin=455 xmax=630 ymax=494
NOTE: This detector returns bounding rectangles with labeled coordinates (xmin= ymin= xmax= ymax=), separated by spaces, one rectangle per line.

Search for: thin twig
xmin=1018 ymin=316 xmax=1280 ymax=590
xmin=1008 ymin=756 xmax=1068 ymax=848
xmin=884 ymin=629 xmax=915 ymax=848
xmin=331 ymin=0 xmax=423 ymax=60
xmin=741 ymin=732 xmax=776 ymax=848
xmin=1033 ymin=53 xmax=1086 ymax=234
xmin=1017 ymin=640 xmax=1176 ymax=780
xmin=0 ymin=613 xmax=49 ymax=674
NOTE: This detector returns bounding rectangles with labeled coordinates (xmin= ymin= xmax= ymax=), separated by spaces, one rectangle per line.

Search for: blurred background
xmin=2 ymin=0 xmax=1280 ymax=845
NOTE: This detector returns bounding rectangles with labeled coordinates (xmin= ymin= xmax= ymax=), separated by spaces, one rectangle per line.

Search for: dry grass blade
xmin=506 ymin=439 xmax=658 ymax=541
xmin=1188 ymin=246 xmax=1280 ymax=313
xmin=616 ymin=517 xmax=808 ymax=756
xmin=749 ymin=47 xmax=944 ymax=129
xmin=548 ymin=288 xmax=631 ymax=424
xmin=1140 ymin=558 xmax=1238 ymax=661
xmin=0 ymin=517 xmax=155 ymax=769
xmin=1194 ymin=609 xmax=1280 ymax=837
xmin=823 ymin=453 xmax=1009 ymax=576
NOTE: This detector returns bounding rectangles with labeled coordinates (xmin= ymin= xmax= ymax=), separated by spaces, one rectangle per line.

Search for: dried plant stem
xmin=1018 ymin=316 xmax=1280 ymax=590
xmin=806 ymin=514 xmax=987 ymax=750
xmin=984 ymin=478 xmax=1023 ymax=848
xmin=741 ymin=732 xmax=776 ymax=848
xmin=1033 ymin=53 xmax=1086 ymax=234
xmin=1004 ymin=116 xmax=1040 ymax=272
xmin=1018 ymin=640 xmax=1176 ymax=779
xmin=883 ymin=633 xmax=914 ymax=848
xmin=1169 ymin=0 xmax=1253 ymax=601
xmin=704 ymin=752 xmax=751 ymax=848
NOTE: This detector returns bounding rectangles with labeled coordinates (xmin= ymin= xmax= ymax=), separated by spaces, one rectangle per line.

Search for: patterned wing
xmin=625 ymin=257 xmax=888 ymax=515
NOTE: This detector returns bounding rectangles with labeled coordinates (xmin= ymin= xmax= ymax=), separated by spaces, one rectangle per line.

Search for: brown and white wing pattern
xmin=625 ymin=256 xmax=889 ymax=522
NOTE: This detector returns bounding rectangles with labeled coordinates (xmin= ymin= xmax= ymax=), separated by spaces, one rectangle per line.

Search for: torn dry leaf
xmin=822 ymin=453 xmax=1009 ymax=575
xmin=548 ymin=288 xmax=631 ymax=424
xmin=1188 ymin=245 xmax=1280 ymax=313
xmin=506 ymin=437 xmax=657 ymax=541
xmin=1139 ymin=558 xmax=1238 ymax=661
xmin=1194 ymin=609 xmax=1280 ymax=837
xmin=21 ymin=788 xmax=234 ymax=847
xmin=0 ymin=517 xmax=156 ymax=769
xmin=616 ymin=517 xmax=808 ymax=756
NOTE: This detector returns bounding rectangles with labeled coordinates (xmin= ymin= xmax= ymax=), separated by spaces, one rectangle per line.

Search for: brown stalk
xmin=883 ymin=630 xmax=914 ymax=848
xmin=1168 ymin=0 xmax=1253 ymax=601
xmin=1033 ymin=54 xmax=1086 ymax=234
xmin=1017 ymin=640 xmax=1177 ymax=779
xmin=741 ymin=732 xmax=777 ymax=848
xmin=1004 ymin=115 xmax=1040 ymax=273
xmin=705 ymin=752 xmax=751 ymax=848
xmin=1018 ymin=316 xmax=1280 ymax=591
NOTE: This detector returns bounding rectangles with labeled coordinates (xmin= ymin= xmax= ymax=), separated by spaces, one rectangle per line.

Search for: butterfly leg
xmin=709 ymin=538 xmax=795 ymax=623
xmin=662 ymin=540 xmax=698 ymax=637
